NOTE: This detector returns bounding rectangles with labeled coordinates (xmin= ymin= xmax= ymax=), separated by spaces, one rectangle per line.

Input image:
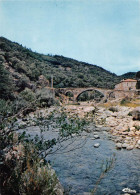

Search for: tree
xmin=0 ymin=63 xmax=13 ymax=99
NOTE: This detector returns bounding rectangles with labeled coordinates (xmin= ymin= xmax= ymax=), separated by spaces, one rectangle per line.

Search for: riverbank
xmin=61 ymin=100 xmax=140 ymax=150
xmin=17 ymin=100 xmax=140 ymax=152
xmin=94 ymin=105 xmax=140 ymax=150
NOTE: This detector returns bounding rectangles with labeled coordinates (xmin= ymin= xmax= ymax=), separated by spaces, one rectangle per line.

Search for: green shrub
xmin=134 ymin=125 xmax=140 ymax=130
xmin=0 ymin=99 xmax=14 ymax=117
xmin=125 ymin=127 xmax=130 ymax=132
xmin=0 ymin=63 xmax=14 ymax=99
xmin=20 ymin=162 xmax=57 ymax=195
xmin=120 ymin=98 xmax=127 ymax=105
xmin=0 ymin=132 xmax=58 ymax=195
xmin=120 ymin=97 xmax=131 ymax=105
xmin=20 ymin=88 xmax=36 ymax=102
xmin=128 ymin=111 xmax=132 ymax=116
xmin=36 ymin=88 xmax=55 ymax=107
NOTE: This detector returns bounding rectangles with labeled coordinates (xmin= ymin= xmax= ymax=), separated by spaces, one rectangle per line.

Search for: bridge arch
xmin=65 ymin=90 xmax=74 ymax=97
xmin=76 ymin=89 xmax=105 ymax=102
xmin=108 ymin=91 xmax=115 ymax=99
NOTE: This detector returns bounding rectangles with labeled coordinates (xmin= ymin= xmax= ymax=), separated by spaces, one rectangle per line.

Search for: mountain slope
xmin=0 ymin=37 xmax=136 ymax=95
xmin=120 ymin=72 xmax=136 ymax=80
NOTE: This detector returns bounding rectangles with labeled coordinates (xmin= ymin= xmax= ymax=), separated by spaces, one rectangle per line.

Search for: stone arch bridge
xmin=56 ymin=87 xmax=113 ymax=102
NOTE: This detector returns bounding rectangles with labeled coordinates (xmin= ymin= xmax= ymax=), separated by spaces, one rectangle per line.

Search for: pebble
xmin=94 ymin=143 xmax=100 ymax=148
xmin=93 ymin=135 xmax=100 ymax=139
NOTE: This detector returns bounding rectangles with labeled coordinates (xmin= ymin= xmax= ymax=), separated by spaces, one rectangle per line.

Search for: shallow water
xmin=46 ymin=131 xmax=140 ymax=195
xmin=24 ymin=125 xmax=140 ymax=195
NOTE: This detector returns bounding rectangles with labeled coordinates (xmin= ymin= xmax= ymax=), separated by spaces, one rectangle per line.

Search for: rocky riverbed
xmin=57 ymin=102 xmax=140 ymax=150
xmin=94 ymin=105 xmax=140 ymax=150
xmin=17 ymin=103 xmax=140 ymax=151
xmin=16 ymin=102 xmax=140 ymax=194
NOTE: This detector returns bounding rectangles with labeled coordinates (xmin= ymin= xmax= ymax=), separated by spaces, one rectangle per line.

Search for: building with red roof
xmin=115 ymin=79 xmax=137 ymax=91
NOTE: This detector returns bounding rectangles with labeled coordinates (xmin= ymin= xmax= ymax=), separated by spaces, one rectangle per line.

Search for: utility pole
xmin=51 ymin=75 xmax=53 ymax=88
xmin=51 ymin=75 xmax=55 ymax=98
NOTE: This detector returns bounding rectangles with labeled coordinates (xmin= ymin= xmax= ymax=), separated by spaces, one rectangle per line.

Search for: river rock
xmin=135 ymin=131 xmax=140 ymax=136
xmin=95 ymin=127 xmax=101 ymax=131
xmin=126 ymin=145 xmax=133 ymax=150
xmin=137 ymin=140 xmax=140 ymax=145
xmin=130 ymin=127 xmax=135 ymax=131
xmin=83 ymin=107 xmax=95 ymax=113
xmin=104 ymin=110 xmax=112 ymax=117
xmin=18 ymin=121 xmax=27 ymax=128
xmin=93 ymin=135 xmax=100 ymax=139
xmin=116 ymin=143 xmax=122 ymax=149
xmin=101 ymin=127 xmax=110 ymax=131
xmin=128 ymin=131 xmax=135 ymax=136
xmin=132 ymin=107 xmax=140 ymax=121
xmin=94 ymin=143 xmax=100 ymax=148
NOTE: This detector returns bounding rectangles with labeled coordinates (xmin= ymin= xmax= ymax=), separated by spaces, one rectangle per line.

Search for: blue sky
xmin=0 ymin=0 xmax=140 ymax=75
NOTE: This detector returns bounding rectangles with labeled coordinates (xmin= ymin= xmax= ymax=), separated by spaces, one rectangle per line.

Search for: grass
xmin=99 ymin=98 xmax=140 ymax=108
xmin=98 ymin=101 xmax=119 ymax=108
xmin=120 ymin=98 xmax=140 ymax=108
xmin=121 ymin=102 xmax=139 ymax=108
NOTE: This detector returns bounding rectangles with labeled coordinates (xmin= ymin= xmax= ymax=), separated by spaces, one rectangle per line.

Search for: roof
xmin=121 ymin=79 xmax=137 ymax=82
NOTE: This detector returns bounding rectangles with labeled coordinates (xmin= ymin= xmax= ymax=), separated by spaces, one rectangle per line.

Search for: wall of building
xmin=114 ymin=90 xmax=136 ymax=99
xmin=115 ymin=81 xmax=137 ymax=91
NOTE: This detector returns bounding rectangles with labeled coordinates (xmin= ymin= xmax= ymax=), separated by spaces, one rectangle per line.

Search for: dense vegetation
xmin=0 ymin=63 xmax=13 ymax=100
xmin=120 ymin=72 xmax=136 ymax=80
xmin=0 ymin=36 xmax=136 ymax=97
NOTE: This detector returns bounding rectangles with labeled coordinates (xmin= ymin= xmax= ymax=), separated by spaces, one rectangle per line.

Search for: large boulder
xmin=131 ymin=107 xmax=140 ymax=121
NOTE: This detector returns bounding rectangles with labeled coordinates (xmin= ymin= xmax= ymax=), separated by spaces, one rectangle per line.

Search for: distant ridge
xmin=120 ymin=72 xmax=136 ymax=80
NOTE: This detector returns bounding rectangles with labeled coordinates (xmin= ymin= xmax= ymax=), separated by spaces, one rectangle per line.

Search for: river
xmin=22 ymin=110 xmax=140 ymax=195
xmin=46 ymin=130 xmax=140 ymax=195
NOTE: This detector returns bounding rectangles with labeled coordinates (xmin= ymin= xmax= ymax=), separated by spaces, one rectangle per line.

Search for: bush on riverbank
xmin=0 ymin=103 xmax=87 ymax=194
xmin=0 ymin=131 xmax=58 ymax=195
xmin=0 ymin=96 xmax=59 ymax=194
